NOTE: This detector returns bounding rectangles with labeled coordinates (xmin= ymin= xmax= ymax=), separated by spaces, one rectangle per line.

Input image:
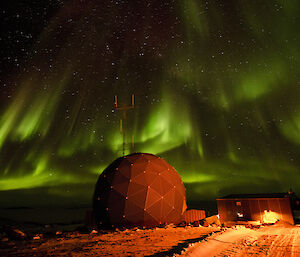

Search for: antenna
xmin=114 ymin=94 xmax=135 ymax=156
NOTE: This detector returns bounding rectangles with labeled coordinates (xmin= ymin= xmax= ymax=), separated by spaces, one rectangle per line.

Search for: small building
xmin=217 ymin=193 xmax=297 ymax=225
xmin=182 ymin=209 xmax=206 ymax=224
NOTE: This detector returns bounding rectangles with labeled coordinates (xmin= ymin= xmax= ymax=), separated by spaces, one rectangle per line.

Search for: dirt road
xmin=182 ymin=223 xmax=300 ymax=257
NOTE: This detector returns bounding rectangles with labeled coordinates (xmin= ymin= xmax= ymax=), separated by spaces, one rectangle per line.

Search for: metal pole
xmin=114 ymin=95 xmax=135 ymax=156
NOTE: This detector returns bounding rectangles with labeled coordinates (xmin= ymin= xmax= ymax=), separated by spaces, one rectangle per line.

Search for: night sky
xmin=0 ymin=0 xmax=299 ymax=207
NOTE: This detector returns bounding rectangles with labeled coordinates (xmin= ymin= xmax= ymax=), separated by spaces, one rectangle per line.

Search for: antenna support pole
xmin=114 ymin=95 xmax=135 ymax=156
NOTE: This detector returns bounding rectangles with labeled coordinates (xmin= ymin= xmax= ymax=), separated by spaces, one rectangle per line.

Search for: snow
xmin=1 ymin=219 xmax=300 ymax=256
xmin=180 ymin=223 xmax=300 ymax=257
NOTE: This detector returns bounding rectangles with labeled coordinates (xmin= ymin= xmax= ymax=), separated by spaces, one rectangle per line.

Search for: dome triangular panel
xmin=93 ymin=153 xmax=186 ymax=228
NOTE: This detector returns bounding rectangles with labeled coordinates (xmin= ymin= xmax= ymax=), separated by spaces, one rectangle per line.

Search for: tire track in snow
xmin=182 ymin=225 xmax=300 ymax=257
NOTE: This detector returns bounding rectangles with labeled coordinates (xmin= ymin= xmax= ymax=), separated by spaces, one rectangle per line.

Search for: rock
xmin=1 ymin=237 xmax=9 ymax=242
xmin=3 ymin=226 xmax=27 ymax=240
xmin=205 ymin=215 xmax=221 ymax=226
xmin=199 ymin=219 xmax=209 ymax=227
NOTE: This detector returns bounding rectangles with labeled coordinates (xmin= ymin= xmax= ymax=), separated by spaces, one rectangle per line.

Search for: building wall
xmin=217 ymin=198 xmax=294 ymax=225
xmin=182 ymin=209 xmax=206 ymax=224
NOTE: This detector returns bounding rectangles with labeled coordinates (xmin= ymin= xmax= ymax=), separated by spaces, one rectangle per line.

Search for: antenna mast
xmin=114 ymin=94 xmax=135 ymax=156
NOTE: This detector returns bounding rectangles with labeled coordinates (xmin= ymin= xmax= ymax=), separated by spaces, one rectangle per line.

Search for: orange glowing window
xmin=236 ymin=201 xmax=241 ymax=206
xmin=262 ymin=210 xmax=279 ymax=223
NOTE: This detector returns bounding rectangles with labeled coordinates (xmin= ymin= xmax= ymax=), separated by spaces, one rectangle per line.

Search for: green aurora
xmin=0 ymin=0 xmax=299 ymax=206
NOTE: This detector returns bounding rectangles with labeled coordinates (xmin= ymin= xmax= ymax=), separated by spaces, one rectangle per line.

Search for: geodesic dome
xmin=93 ymin=153 xmax=186 ymax=228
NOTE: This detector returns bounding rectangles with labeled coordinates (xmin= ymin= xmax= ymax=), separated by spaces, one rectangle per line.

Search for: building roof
xmin=217 ymin=192 xmax=294 ymax=200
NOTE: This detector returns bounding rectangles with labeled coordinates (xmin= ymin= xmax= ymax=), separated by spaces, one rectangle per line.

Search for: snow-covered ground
xmin=180 ymin=222 xmax=300 ymax=257
xmin=1 ymin=210 xmax=300 ymax=257
xmin=0 ymin=225 xmax=219 ymax=256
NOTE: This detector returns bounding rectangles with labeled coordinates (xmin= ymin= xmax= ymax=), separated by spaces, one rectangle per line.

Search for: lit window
xmin=236 ymin=201 xmax=241 ymax=206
